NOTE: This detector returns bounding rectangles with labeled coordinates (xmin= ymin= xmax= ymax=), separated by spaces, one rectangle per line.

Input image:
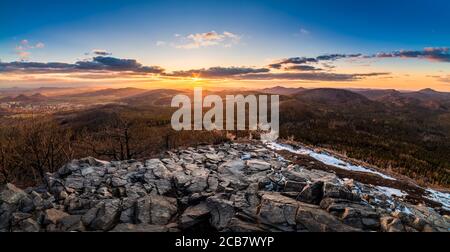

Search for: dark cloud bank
xmin=2 ymin=47 xmax=448 ymax=82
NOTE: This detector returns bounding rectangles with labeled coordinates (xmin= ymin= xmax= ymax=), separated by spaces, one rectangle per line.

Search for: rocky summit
xmin=0 ymin=141 xmax=449 ymax=232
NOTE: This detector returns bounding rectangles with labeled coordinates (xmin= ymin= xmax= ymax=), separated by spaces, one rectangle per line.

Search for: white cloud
xmin=300 ymin=28 xmax=310 ymax=35
xmin=14 ymin=39 xmax=45 ymax=60
xmin=172 ymin=31 xmax=241 ymax=49
xmin=16 ymin=51 xmax=31 ymax=60
xmin=156 ymin=41 xmax=166 ymax=46
xmin=35 ymin=42 xmax=45 ymax=48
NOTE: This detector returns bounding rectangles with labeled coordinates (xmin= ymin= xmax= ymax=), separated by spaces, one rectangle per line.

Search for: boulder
xmin=246 ymin=159 xmax=271 ymax=172
xmin=320 ymin=197 xmax=379 ymax=230
xmin=111 ymin=176 xmax=128 ymax=187
xmin=380 ymin=217 xmax=405 ymax=232
xmin=258 ymin=193 xmax=298 ymax=231
xmin=296 ymin=202 xmax=360 ymax=232
xmin=297 ymin=181 xmax=324 ymax=204
xmin=11 ymin=214 xmax=40 ymax=232
xmin=284 ymin=181 xmax=307 ymax=192
xmin=87 ymin=199 xmax=121 ymax=231
xmin=64 ymin=175 xmax=85 ymax=190
xmin=217 ymin=160 xmax=249 ymax=190
xmin=180 ymin=202 xmax=210 ymax=229
xmin=225 ymin=217 xmax=264 ymax=232
xmin=58 ymin=215 xmax=85 ymax=231
xmin=186 ymin=167 xmax=209 ymax=193
xmin=323 ymin=182 xmax=359 ymax=201
xmin=206 ymin=196 xmax=235 ymax=230
xmin=281 ymin=169 xmax=309 ymax=183
xmin=136 ymin=195 xmax=177 ymax=225
xmin=0 ymin=183 xmax=27 ymax=205
xmin=44 ymin=208 xmax=69 ymax=225
xmin=110 ymin=223 xmax=168 ymax=232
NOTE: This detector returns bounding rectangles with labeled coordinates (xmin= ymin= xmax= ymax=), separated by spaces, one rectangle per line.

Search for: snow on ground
xmin=266 ymin=142 xmax=396 ymax=180
xmin=266 ymin=141 xmax=450 ymax=212
xmin=375 ymin=186 xmax=408 ymax=198
xmin=425 ymin=189 xmax=450 ymax=211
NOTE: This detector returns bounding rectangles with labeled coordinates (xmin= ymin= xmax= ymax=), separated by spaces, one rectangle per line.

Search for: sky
xmin=0 ymin=0 xmax=450 ymax=91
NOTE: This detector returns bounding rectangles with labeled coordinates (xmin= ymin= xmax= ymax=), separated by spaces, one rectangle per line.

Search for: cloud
xmin=166 ymin=65 xmax=388 ymax=82
xmin=284 ymin=65 xmax=322 ymax=71
xmin=440 ymin=76 xmax=450 ymax=83
xmin=269 ymin=48 xmax=450 ymax=72
xmin=173 ymin=31 xmax=241 ymax=49
xmin=16 ymin=51 xmax=31 ymax=61
xmin=429 ymin=74 xmax=450 ymax=83
xmin=269 ymin=54 xmax=362 ymax=69
xmin=91 ymin=49 xmax=112 ymax=56
xmin=167 ymin=66 xmax=270 ymax=78
xmin=79 ymin=56 xmax=165 ymax=73
xmin=236 ymin=72 xmax=390 ymax=81
xmin=0 ymin=56 xmax=165 ymax=74
xmin=156 ymin=41 xmax=166 ymax=46
xmin=373 ymin=47 xmax=450 ymax=62
xmin=35 ymin=42 xmax=45 ymax=49
xmin=270 ymin=57 xmax=318 ymax=68
xmin=14 ymin=39 xmax=45 ymax=60
xmin=316 ymin=54 xmax=362 ymax=61
xmin=300 ymin=28 xmax=310 ymax=35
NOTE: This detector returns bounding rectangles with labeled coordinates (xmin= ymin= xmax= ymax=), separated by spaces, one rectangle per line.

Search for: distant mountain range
xmin=0 ymin=93 xmax=48 ymax=103
xmin=2 ymin=85 xmax=450 ymax=186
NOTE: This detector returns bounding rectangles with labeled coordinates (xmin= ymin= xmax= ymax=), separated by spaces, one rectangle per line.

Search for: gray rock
xmin=43 ymin=208 xmax=69 ymax=225
xmin=110 ymin=223 xmax=168 ymax=232
xmin=136 ymin=195 xmax=177 ymax=225
xmin=284 ymin=181 xmax=307 ymax=192
xmin=296 ymin=201 xmax=360 ymax=232
xmin=258 ymin=193 xmax=298 ymax=230
xmin=246 ymin=159 xmax=271 ymax=172
xmin=186 ymin=167 xmax=209 ymax=193
xmin=297 ymin=181 xmax=323 ymax=205
xmin=180 ymin=202 xmax=210 ymax=228
xmin=0 ymin=183 xmax=27 ymax=205
xmin=206 ymin=196 xmax=235 ymax=230
xmin=217 ymin=160 xmax=248 ymax=190
xmin=1 ymin=141 xmax=449 ymax=233
xmin=380 ymin=217 xmax=405 ymax=232
xmin=225 ymin=217 xmax=264 ymax=232
xmin=64 ymin=176 xmax=85 ymax=190
xmin=111 ymin=176 xmax=128 ymax=187
xmin=281 ymin=169 xmax=309 ymax=183
xmin=58 ymin=215 xmax=85 ymax=231
xmin=323 ymin=182 xmax=359 ymax=201
xmin=12 ymin=216 xmax=40 ymax=232
xmin=88 ymin=199 xmax=121 ymax=231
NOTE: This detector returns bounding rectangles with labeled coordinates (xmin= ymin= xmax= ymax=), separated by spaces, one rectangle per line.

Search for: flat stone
xmin=44 ymin=208 xmax=69 ymax=225
xmin=180 ymin=202 xmax=210 ymax=229
xmin=110 ymin=223 xmax=168 ymax=232
xmin=206 ymin=196 xmax=235 ymax=230
xmin=0 ymin=183 xmax=27 ymax=205
xmin=246 ymin=159 xmax=271 ymax=172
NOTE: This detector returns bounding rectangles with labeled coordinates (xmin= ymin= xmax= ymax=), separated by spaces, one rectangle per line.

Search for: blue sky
xmin=0 ymin=0 xmax=450 ymax=90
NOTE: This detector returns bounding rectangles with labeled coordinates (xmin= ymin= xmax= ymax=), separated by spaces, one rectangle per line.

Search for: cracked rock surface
xmin=1 ymin=141 xmax=449 ymax=232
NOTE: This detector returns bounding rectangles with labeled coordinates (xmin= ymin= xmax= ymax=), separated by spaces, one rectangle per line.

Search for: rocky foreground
xmin=1 ymin=141 xmax=449 ymax=232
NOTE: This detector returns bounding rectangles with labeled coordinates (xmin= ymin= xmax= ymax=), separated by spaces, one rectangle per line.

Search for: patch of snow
xmin=240 ymin=153 xmax=251 ymax=160
xmin=375 ymin=186 xmax=407 ymax=198
xmin=401 ymin=206 xmax=413 ymax=215
xmin=425 ymin=189 xmax=450 ymax=211
xmin=94 ymin=158 xmax=110 ymax=166
xmin=266 ymin=142 xmax=396 ymax=180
